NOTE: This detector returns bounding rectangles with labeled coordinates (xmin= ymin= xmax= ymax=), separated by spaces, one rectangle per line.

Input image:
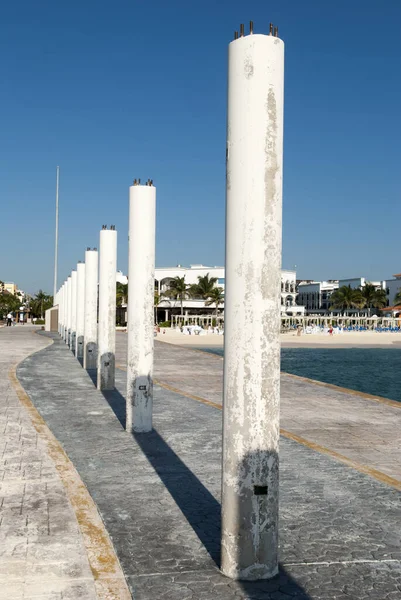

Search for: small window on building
xmin=218 ymin=278 xmax=225 ymax=285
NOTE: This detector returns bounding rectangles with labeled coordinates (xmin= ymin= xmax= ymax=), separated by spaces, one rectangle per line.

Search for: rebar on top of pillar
xmin=234 ymin=31 xmax=238 ymax=40
xmin=274 ymin=26 xmax=279 ymax=37
xmin=249 ymin=21 xmax=254 ymax=34
xmin=240 ymin=23 xmax=244 ymax=37
xmin=269 ymin=23 xmax=273 ymax=35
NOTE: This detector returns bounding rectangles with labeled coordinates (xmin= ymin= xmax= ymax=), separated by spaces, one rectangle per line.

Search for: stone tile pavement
xmin=0 ymin=327 xmax=98 ymax=599
xmin=17 ymin=332 xmax=401 ymax=599
xmin=115 ymin=336 xmax=401 ymax=485
xmin=0 ymin=327 xmax=130 ymax=600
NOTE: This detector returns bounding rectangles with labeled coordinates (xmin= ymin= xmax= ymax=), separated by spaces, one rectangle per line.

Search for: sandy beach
xmin=156 ymin=328 xmax=401 ymax=349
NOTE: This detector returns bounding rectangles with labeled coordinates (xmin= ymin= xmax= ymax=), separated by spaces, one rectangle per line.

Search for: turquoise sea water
xmin=197 ymin=347 xmax=401 ymax=403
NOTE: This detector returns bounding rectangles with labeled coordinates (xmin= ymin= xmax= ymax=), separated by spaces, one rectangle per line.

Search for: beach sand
xmin=156 ymin=328 xmax=401 ymax=349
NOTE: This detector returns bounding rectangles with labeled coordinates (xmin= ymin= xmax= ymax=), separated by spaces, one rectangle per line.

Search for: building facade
xmin=297 ymin=281 xmax=339 ymax=313
xmin=338 ymin=277 xmax=385 ymax=291
xmin=4 ymin=282 xmax=18 ymax=295
xmin=384 ymin=273 xmax=401 ymax=308
xmin=298 ymin=276 xmax=396 ymax=315
xmin=154 ymin=265 xmax=304 ymax=321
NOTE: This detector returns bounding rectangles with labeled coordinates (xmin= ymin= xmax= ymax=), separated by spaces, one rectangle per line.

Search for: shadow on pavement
xmin=100 ymin=381 xmax=310 ymax=598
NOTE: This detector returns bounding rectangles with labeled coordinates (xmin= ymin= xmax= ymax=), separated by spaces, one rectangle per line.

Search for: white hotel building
xmin=298 ymin=275 xmax=400 ymax=315
xmin=154 ymin=265 xmax=304 ymax=322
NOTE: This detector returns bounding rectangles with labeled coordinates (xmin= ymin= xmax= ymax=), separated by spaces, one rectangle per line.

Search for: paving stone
xmin=0 ymin=327 xmax=97 ymax=599
xmin=16 ymin=332 xmax=401 ymax=598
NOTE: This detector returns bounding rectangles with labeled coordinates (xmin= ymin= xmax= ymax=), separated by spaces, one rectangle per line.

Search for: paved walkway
xmin=17 ymin=332 xmax=401 ymax=599
xmin=0 ymin=327 xmax=129 ymax=600
xmin=117 ymin=335 xmax=401 ymax=485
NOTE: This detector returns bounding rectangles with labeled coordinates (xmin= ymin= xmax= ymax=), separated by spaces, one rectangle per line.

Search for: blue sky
xmin=1 ymin=0 xmax=400 ymax=294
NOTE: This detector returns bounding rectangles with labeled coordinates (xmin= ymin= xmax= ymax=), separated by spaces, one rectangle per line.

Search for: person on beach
xmin=19 ymin=313 xmax=24 ymax=325
xmin=7 ymin=312 xmax=12 ymax=327
xmin=328 ymin=325 xmax=334 ymax=336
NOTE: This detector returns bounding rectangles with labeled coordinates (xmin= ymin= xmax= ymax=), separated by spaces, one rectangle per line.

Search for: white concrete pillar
xmin=221 ymin=24 xmax=284 ymax=581
xmin=63 ymin=282 xmax=67 ymax=339
xmin=62 ymin=282 xmax=67 ymax=340
xmin=58 ymin=284 xmax=64 ymax=336
xmin=97 ymin=228 xmax=117 ymax=390
xmin=76 ymin=262 xmax=86 ymax=358
xmin=66 ymin=275 xmax=72 ymax=345
xmin=83 ymin=249 xmax=98 ymax=369
xmin=126 ymin=181 xmax=156 ymax=433
xmin=59 ymin=286 xmax=63 ymax=336
xmin=70 ymin=270 xmax=77 ymax=352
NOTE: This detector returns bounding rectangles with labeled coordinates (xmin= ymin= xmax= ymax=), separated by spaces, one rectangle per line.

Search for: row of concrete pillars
xmin=54 ymin=26 xmax=284 ymax=582
xmin=56 ymin=183 xmax=157 ymax=435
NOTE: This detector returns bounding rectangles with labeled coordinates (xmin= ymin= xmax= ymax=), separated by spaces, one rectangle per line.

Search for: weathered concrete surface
xmin=18 ymin=333 xmax=401 ymax=599
xmin=0 ymin=327 xmax=98 ymax=600
xmin=222 ymin=32 xmax=285 ymax=579
xmin=126 ymin=183 xmax=156 ymax=433
xmin=84 ymin=249 xmax=98 ymax=370
xmin=117 ymin=336 xmax=401 ymax=485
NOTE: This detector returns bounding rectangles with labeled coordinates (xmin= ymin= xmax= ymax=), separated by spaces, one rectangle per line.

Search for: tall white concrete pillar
xmin=83 ymin=249 xmax=98 ymax=369
xmin=126 ymin=181 xmax=156 ymax=433
xmin=58 ymin=285 xmax=63 ymax=336
xmin=76 ymin=262 xmax=86 ymax=358
xmin=97 ymin=227 xmax=117 ymax=390
xmin=66 ymin=275 xmax=72 ymax=345
xmin=60 ymin=284 xmax=65 ymax=338
xmin=221 ymin=23 xmax=284 ymax=581
xmin=63 ymin=279 xmax=68 ymax=341
xmin=70 ymin=270 xmax=77 ymax=351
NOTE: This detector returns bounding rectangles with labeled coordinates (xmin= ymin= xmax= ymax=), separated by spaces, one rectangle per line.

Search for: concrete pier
xmin=76 ymin=262 xmax=86 ymax=358
xmin=83 ymin=249 xmax=98 ymax=369
xmin=221 ymin=25 xmax=285 ymax=580
xmin=126 ymin=181 xmax=156 ymax=433
xmin=97 ymin=227 xmax=117 ymax=390
xmin=16 ymin=331 xmax=401 ymax=600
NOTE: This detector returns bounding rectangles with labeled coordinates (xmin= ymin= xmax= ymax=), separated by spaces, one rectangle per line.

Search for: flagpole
xmin=53 ymin=166 xmax=60 ymax=301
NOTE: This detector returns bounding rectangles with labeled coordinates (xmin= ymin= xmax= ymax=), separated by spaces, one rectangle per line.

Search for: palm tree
xmin=167 ymin=276 xmax=188 ymax=316
xmin=0 ymin=291 xmax=20 ymax=317
xmin=116 ymin=282 xmax=128 ymax=307
xmin=205 ymin=287 xmax=224 ymax=322
xmin=394 ymin=289 xmax=401 ymax=306
xmin=188 ymin=273 xmax=218 ymax=299
xmin=329 ymin=286 xmax=364 ymax=312
xmin=361 ymin=283 xmax=387 ymax=316
xmin=30 ymin=290 xmax=53 ymax=318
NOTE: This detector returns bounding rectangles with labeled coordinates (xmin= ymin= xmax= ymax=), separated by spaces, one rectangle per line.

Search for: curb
xmin=10 ymin=339 xmax=131 ymax=600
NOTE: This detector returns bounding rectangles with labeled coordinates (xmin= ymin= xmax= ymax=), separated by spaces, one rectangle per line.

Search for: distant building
xmin=155 ymin=264 xmax=225 ymax=295
xmin=298 ymin=276 xmax=393 ymax=315
xmin=154 ymin=264 xmax=304 ymax=321
xmin=4 ymin=282 xmax=17 ymax=295
xmin=154 ymin=264 xmax=224 ymax=322
xmin=280 ymin=270 xmax=304 ymax=315
xmin=338 ymin=277 xmax=385 ymax=291
xmin=297 ymin=281 xmax=339 ymax=313
xmin=116 ymin=270 xmax=128 ymax=285
xmin=384 ymin=273 xmax=401 ymax=308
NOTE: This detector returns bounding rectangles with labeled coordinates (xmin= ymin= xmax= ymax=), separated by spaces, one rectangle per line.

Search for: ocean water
xmin=198 ymin=347 xmax=401 ymax=403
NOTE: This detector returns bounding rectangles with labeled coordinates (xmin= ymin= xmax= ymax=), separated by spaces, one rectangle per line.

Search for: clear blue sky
xmin=1 ymin=0 xmax=400 ymax=295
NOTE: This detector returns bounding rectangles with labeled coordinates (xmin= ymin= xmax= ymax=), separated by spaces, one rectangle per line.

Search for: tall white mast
xmin=53 ymin=166 xmax=60 ymax=301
